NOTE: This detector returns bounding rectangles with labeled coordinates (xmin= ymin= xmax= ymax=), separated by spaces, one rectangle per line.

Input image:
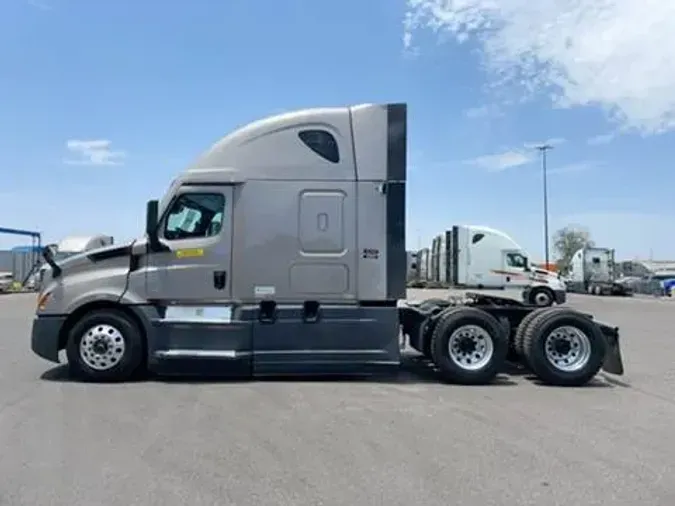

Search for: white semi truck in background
xmin=412 ymin=225 xmax=566 ymax=306
xmin=565 ymin=247 xmax=632 ymax=296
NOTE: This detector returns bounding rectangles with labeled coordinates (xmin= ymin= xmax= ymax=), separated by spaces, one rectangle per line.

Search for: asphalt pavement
xmin=1 ymin=291 xmax=674 ymax=506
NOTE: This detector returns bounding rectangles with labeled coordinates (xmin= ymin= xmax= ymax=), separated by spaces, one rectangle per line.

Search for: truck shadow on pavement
xmin=503 ymin=364 xmax=618 ymax=388
xmin=38 ymin=357 xmax=617 ymax=388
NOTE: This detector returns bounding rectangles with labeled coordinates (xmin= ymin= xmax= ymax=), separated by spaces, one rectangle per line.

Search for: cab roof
xmin=178 ymin=103 xmax=404 ymax=184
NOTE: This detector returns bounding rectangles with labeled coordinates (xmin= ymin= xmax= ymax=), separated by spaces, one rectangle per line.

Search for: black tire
xmin=409 ymin=302 xmax=448 ymax=358
xmin=429 ymin=306 xmax=508 ymax=385
xmin=513 ymin=307 xmax=554 ymax=364
xmin=415 ymin=299 xmax=450 ymax=357
xmin=522 ymin=308 xmax=606 ymax=386
xmin=66 ymin=309 xmax=145 ymax=382
xmin=420 ymin=318 xmax=434 ymax=359
xmin=528 ymin=286 xmax=555 ymax=307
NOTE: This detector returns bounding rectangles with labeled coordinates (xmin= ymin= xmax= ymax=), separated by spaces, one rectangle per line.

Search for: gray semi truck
xmin=566 ymin=247 xmax=632 ymax=296
xmin=31 ymin=103 xmax=624 ymax=386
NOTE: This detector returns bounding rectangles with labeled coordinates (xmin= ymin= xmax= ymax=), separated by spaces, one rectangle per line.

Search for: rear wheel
xmin=66 ymin=309 xmax=145 ymax=382
xmin=513 ymin=307 xmax=554 ymax=364
xmin=430 ymin=307 xmax=508 ymax=384
xmin=522 ymin=308 xmax=606 ymax=386
xmin=420 ymin=318 xmax=434 ymax=358
xmin=415 ymin=300 xmax=449 ymax=358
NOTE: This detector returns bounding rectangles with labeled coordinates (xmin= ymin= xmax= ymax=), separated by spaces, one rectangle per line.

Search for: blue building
xmin=0 ymin=245 xmax=43 ymax=284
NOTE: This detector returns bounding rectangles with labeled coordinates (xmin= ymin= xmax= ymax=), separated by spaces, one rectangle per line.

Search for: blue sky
xmin=1 ymin=0 xmax=674 ymax=260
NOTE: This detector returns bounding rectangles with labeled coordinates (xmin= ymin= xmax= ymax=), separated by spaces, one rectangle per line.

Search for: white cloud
xmin=464 ymin=104 xmax=502 ymax=119
xmin=403 ymin=30 xmax=413 ymax=52
xmin=587 ymin=133 xmax=615 ymax=145
xmin=404 ymin=0 xmax=675 ymax=134
xmin=64 ymin=139 xmax=126 ymax=166
xmin=465 ymin=150 xmax=534 ymax=171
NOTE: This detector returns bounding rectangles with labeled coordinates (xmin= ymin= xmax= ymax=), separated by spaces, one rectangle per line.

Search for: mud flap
xmin=599 ymin=324 xmax=624 ymax=375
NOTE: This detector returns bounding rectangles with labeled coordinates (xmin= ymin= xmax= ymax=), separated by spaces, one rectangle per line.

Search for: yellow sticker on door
xmin=176 ymin=248 xmax=204 ymax=258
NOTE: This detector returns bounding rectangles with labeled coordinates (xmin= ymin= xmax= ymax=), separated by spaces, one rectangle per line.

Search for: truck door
xmin=146 ymin=185 xmax=233 ymax=301
xmin=500 ymin=250 xmax=530 ymax=288
xmin=144 ymin=185 xmax=252 ymax=375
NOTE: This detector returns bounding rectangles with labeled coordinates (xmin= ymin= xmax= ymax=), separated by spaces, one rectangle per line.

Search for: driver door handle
xmin=213 ymin=271 xmax=227 ymax=290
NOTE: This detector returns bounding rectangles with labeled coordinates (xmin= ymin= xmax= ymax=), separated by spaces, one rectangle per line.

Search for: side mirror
xmin=43 ymin=244 xmax=57 ymax=259
xmin=42 ymin=244 xmax=62 ymax=277
xmin=145 ymin=200 xmax=160 ymax=251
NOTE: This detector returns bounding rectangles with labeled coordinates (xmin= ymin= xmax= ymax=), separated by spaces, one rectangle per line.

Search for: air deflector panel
xmin=385 ymin=103 xmax=407 ymax=299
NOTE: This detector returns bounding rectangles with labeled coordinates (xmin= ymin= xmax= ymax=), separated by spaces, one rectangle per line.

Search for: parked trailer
xmin=406 ymin=250 xmax=419 ymax=282
xmin=418 ymin=247 xmax=430 ymax=281
xmin=566 ymin=247 xmax=632 ymax=296
xmin=31 ymin=103 xmax=624 ymax=386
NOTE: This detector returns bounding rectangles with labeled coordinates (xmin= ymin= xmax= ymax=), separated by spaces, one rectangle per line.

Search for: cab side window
xmin=506 ymin=253 xmax=527 ymax=268
xmin=163 ymin=193 xmax=225 ymax=240
xmin=298 ymin=130 xmax=340 ymax=163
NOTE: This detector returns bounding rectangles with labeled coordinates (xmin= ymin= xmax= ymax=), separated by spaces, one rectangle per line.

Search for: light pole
xmin=536 ymin=144 xmax=553 ymax=268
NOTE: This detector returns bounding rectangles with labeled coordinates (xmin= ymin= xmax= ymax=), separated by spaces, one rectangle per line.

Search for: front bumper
xmin=31 ymin=315 xmax=67 ymax=363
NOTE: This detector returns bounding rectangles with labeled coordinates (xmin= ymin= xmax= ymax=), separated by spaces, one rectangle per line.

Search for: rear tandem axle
xmin=398 ymin=292 xmax=624 ymax=387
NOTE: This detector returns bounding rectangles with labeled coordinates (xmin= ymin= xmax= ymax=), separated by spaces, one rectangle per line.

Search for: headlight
xmin=37 ymin=291 xmax=51 ymax=311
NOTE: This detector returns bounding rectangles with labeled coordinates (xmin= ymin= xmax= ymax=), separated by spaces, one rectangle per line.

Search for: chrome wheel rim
xmin=544 ymin=326 xmax=591 ymax=372
xmin=79 ymin=324 xmax=126 ymax=371
xmin=448 ymin=324 xmax=494 ymax=371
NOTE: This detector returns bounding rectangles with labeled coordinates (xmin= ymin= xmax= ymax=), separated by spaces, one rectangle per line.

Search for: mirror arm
xmin=147 ymin=227 xmax=161 ymax=252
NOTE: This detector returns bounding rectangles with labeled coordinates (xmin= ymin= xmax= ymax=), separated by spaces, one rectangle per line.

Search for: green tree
xmin=554 ymin=226 xmax=594 ymax=273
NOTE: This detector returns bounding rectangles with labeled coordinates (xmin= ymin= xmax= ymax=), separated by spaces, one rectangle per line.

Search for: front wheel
xmin=528 ymin=286 xmax=555 ymax=307
xmin=429 ymin=307 xmax=508 ymax=385
xmin=66 ymin=309 xmax=145 ymax=382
